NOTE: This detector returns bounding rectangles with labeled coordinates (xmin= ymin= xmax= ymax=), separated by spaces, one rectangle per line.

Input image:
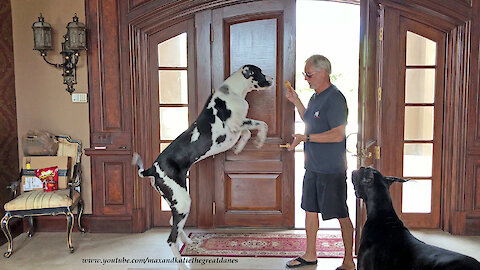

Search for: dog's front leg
xmin=238 ymin=119 xmax=268 ymax=148
xmin=231 ymin=129 xmax=251 ymax=154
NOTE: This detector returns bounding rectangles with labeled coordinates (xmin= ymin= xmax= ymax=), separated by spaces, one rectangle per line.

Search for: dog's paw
xmin=254 ymin=123 xmax=268 ymax=148
xmin=253 ymin=136 xmax=266 ymax=148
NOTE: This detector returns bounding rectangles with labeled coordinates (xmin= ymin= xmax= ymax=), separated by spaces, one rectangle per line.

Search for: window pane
xmin=405 ymin=69 xmax=435 ymax=103
xmin=162 ymin=178 xmax=189 ymax=211
xmin=404 ymin=106 xmax=434 ymax=140
xmin=403 ymin=143 xmax=433 ymax=177
xmin=159 ymin=70 xmax=188 ymax=104
xmin=160 ymin=143 xmax=170 ymax=153
xmin=159 ymin=107 xmax=188 ymax=140
xmin=406 ymin=31 xmax=436 ymax=66
xmin=158 ymin=33 xmax=187 ymax=67
xmin=402 ymin=180 xmax=431 ymax=213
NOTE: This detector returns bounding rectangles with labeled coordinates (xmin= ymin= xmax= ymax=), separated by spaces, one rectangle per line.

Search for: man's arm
xmin=287 ymin=125 xmax=345 ymax=151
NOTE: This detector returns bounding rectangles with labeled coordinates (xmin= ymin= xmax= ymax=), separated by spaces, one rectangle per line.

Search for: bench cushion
xmin=4 ymin=190 xmax=80 ymax=211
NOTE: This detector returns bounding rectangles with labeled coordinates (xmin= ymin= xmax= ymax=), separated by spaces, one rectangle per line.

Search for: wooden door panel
xmin=226 ymin=174 xmax=281 ymax=210
xmin=212 ymin=0 xmax=295 ymax=228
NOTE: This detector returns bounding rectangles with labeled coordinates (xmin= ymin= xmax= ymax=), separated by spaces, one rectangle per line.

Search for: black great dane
xmin=352 ymin=167 xmax=480 ymax=270
xmin=133 ymin=65 xmax=272 ymax=260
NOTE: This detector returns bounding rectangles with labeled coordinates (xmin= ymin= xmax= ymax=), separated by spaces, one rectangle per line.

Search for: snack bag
xmin=35 ymin=166 xmax=59 ymax=192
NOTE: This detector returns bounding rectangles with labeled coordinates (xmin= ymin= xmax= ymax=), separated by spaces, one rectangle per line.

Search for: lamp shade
xmin=32 ymin=14 xmax=53 ymax=51
xmin=65 ymin=14 xmax=86 ymax=51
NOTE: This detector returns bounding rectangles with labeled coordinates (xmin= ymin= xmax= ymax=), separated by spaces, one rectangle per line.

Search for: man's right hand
xmin=284 ymin=81 xmax=298 ymax=103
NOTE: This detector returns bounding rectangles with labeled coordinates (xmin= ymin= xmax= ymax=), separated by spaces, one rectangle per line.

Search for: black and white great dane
xmin=352 ymin=167 xmax=480 ymax=270
xmin=133 ymin=64 xmax=273 ymax=259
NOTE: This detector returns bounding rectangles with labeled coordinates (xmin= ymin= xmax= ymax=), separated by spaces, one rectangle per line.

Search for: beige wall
xmin=11 ymin=0 xmax=91 ymax=214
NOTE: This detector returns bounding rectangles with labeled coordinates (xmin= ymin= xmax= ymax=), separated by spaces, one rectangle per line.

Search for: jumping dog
xmin=133 ymin=64 xmax=273 ymax=259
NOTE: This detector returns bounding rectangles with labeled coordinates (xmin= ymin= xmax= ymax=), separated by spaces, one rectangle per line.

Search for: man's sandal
xmin=286 ymin=257 xmax=318 ymax=268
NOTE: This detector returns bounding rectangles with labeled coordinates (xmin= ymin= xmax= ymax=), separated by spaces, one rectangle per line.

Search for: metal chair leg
xmin=66 ymin=211 xmax=74 ymax=253
xmin=77 ymin=200 xmax=86 ymax=233
xmin=1 ymin=214 xmax=13 ymax=258
xmin=28 ymin=216 xmax=35 ymax=238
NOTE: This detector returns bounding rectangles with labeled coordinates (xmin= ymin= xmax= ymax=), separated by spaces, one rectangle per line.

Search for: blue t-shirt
xmin=303 ymin=84 xmax=348 ymax=173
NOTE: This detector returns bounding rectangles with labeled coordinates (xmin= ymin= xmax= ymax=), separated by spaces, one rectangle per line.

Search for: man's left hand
xmin=288 ymin=134 xmax=306 ymax=151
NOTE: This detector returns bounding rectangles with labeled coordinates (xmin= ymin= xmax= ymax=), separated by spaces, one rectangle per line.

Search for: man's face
xmin=304 ymin=62 xmax=325 ymax=90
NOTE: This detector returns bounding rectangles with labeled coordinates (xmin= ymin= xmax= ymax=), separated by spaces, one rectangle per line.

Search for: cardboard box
xmin=21 ymin=156 xmax=71 ymax=193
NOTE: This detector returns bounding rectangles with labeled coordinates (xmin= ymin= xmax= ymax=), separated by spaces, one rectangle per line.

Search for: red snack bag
xmin=35 ymin=166 xmax=59 ymax=192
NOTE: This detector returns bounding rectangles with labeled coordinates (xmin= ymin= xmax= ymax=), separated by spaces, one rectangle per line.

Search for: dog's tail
xmin=132 ymin=152 xmax=156 ymax=178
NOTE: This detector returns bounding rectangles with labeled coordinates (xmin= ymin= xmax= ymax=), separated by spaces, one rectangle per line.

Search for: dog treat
xmin=35 ymin=166 xmax=59 ymax=192
xmin=284 ymin=80 xmax=292 ymax=89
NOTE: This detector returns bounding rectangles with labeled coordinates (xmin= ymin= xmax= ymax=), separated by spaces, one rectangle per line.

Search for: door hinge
xmin=374 ymin=146 xmax=381 ymax=160
xmin=213 ymin=201 xmax=216 ymax=215
xmin=210 ymin=24 xmax=214 ymax=43
xmin=379 ymin=27 xmax=383 ymax=41
xmin=378 ymin=87 xmax=382 ymax=102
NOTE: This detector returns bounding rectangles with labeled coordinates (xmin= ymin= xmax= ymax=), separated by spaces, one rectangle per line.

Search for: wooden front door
xmin=149 ymin=20 xmax=198 ymax=227
xmin=380 ymin=5 xmax=445 ymax=229
xmin=356 ymin=0 xmax=382 ymax=253
xmin=211 ymin=0 xmax=296 ymax=227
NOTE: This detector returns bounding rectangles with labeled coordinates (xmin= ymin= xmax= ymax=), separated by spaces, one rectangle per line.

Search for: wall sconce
xmin=32 ymin=14 xmax=87 ymax=94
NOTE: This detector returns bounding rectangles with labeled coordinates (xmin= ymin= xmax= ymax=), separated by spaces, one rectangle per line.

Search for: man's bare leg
xmin=338 ymin=217 xmax=355 ymax=270
xmin=287 ymin=211 xmax=319 ymax=266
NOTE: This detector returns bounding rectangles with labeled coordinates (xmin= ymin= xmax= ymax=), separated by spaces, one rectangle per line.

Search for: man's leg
xmin=287 ymin=211 xmax=319 ymax=266
xmin=339 ymin=217 xmax=355 ymax=270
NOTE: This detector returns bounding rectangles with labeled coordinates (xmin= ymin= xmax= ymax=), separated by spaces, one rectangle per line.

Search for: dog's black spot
xmin=214 ymin=97 xmax=231 ymax=122
xmin=243 ymin=120 xmax=252 ymax=126
xmin=219 ymin=85 xmax=229 ymax=94
xmin=216 ymin=134 xmax=226 ymax=143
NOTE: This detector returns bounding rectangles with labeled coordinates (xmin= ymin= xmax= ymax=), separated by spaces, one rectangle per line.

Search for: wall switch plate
xmin=72 ymin=93 xmax=88 ymax=103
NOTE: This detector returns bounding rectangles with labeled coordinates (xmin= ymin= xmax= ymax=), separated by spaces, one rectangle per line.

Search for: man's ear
xmin=384 ymin=176 xmax=408 ymax=187
xmin=242 ymin=66 xmax=253 ymax=79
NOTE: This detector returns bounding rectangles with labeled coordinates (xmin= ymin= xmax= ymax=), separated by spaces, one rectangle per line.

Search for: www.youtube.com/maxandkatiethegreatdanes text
xmin=82 ymin=257 xmax=239 ymax=266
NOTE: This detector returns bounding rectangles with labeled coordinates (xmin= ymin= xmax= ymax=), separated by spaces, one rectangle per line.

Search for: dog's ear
xmin=384 ymin=176 xmax=407 ymax=187
xmin=242 ymin=65 xmax=254 ymax=79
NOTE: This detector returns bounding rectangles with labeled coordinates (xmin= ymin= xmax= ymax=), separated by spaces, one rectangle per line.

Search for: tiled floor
xmin=0 ymin=228 xmax=479 ymax=270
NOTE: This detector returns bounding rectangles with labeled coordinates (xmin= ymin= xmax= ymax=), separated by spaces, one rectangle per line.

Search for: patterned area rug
xmin=180 ymin=233 xmax=344 ymax=258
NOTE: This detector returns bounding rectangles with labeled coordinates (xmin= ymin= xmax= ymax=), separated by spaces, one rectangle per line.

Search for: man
xmin=285 ymin=55 xmax=355 ymax=270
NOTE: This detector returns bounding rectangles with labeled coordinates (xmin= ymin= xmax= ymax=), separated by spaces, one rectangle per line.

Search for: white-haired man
xmin=285 ymin=55 xmax=355 ymax=270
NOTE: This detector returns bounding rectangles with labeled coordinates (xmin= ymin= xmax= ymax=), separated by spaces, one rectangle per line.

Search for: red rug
xmin=180 ymin=232 xmax=345 ymax=258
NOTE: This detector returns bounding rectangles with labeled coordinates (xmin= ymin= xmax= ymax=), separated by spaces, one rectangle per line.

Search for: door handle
xmin=279 ymin=143 xmax=291 ymax=148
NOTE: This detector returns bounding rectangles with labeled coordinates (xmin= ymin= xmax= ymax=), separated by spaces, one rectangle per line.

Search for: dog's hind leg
xmin=178 ymin=212 xmax=193 ymax=245
xmin=167 ymin=210 xmax=184 ymax=260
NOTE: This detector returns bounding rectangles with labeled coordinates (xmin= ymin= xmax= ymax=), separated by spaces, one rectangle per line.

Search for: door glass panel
xmin=406 ymin=31 xmax=436 ymax=66
xmin=404 ymin=106 xmax=434 ymax=140
xmin=229 ymin=19 xmax=277 ymax=79
xmin=160 ymin=143 xmax=170 ymax=153
xmin=402 ymin=180 xmax=431 ymax=213
xmin=158 ymin=70 xmax=188 ymax=104
xmin=158 ymin=33 xmax=187 ymax=67
xmin=405 ymin=69 xmax=435 ymax=103
xmin=159 ymin=107 xmax=188 ymax=140
xmin=403 ymin=143 xmax=433 ymax=177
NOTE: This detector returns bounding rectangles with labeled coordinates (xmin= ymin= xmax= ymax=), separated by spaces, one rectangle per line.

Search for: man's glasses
xmin=302 ymin=71 xmax=317 ymax=78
